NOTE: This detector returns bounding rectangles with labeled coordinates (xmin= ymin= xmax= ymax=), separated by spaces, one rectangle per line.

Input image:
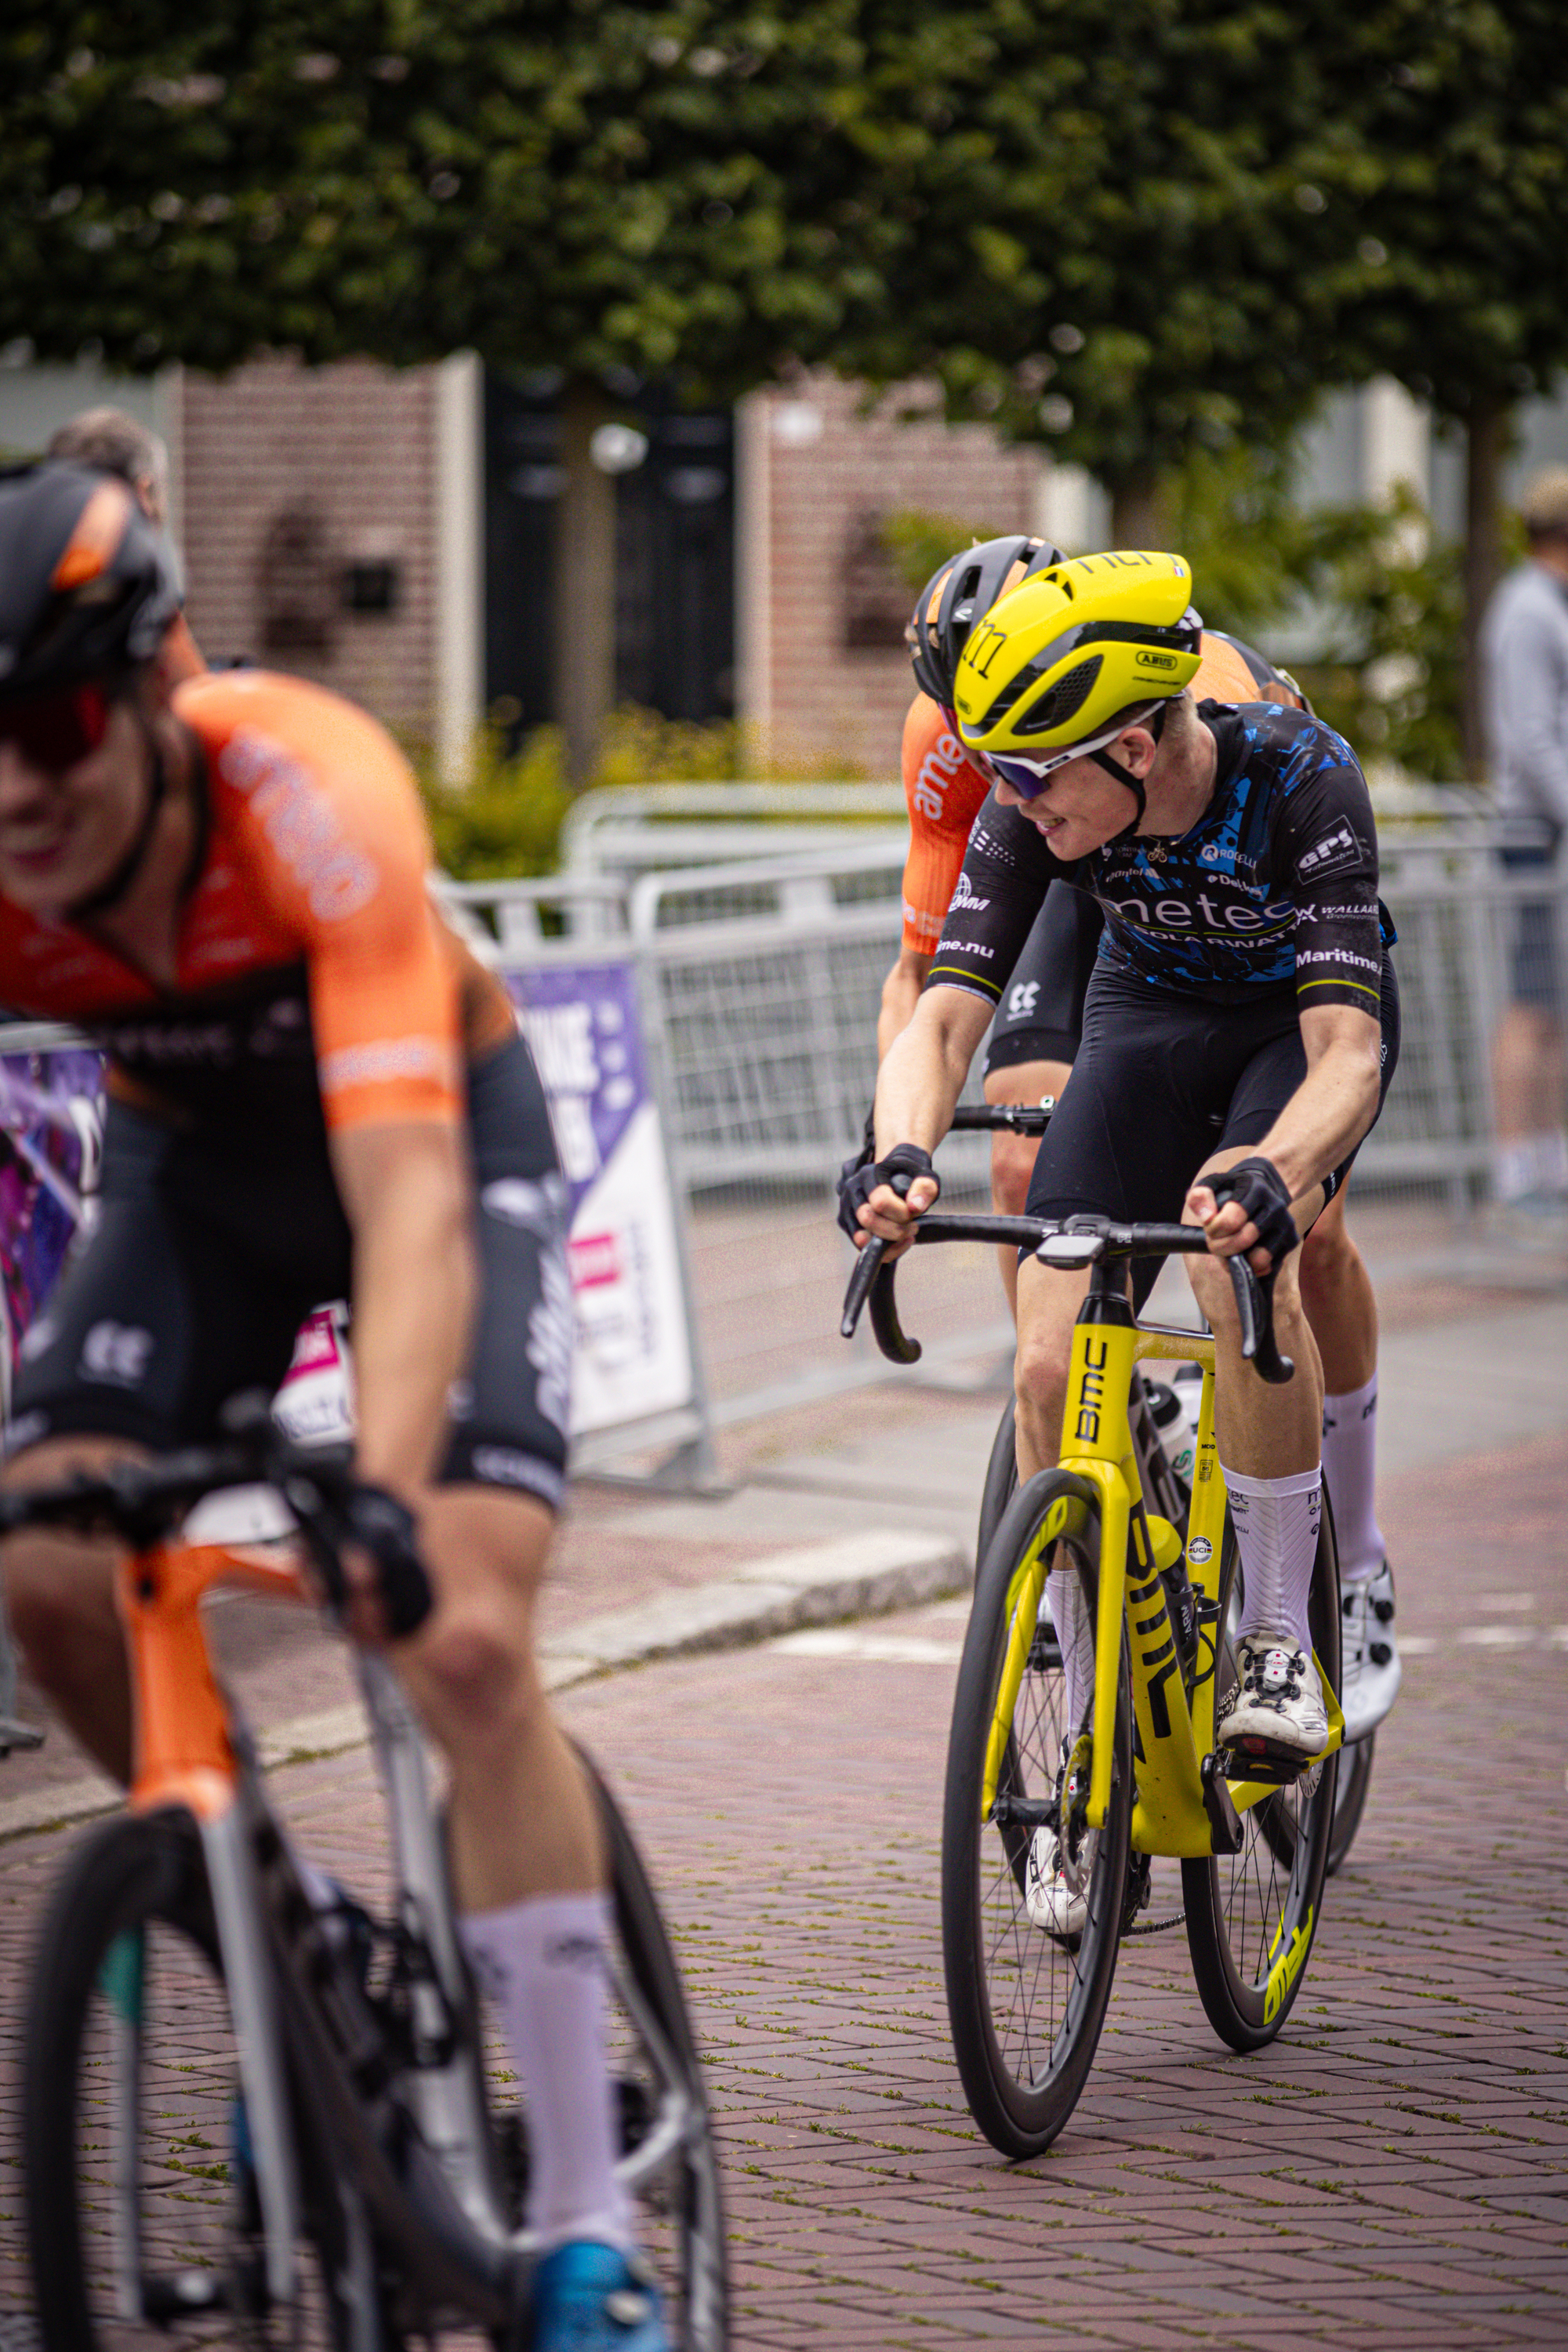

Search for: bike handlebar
xmin=0 ymin=1406 xmax=435 ymax=1637
xmin=840 ymin=1212 xmax=1293 ymax=1385
xmin=948 ymin=1102 xmax=1053 ymax=1137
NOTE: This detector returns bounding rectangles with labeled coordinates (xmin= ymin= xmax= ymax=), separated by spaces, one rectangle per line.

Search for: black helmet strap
xmin=65 ymin=711 xmax=169 ymax=923
xmin=1093 ymin=698 xmax=1171 ymax=844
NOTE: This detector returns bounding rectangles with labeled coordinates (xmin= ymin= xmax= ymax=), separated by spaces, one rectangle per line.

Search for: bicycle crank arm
xmin=989 ymin=1791 xmax=1059 ymax=1833
xmin=1200 ymin=1754 xmax=1244 ymax=1855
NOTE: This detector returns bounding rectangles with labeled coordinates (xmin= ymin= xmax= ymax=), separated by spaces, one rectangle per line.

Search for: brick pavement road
xmin=3 ymin=1427 xmax=1566 ymax=2347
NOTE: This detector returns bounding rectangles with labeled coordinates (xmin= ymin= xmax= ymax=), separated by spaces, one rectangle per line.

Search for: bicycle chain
xmin=1123 ymin=1909 xmax=1187 ymax=1936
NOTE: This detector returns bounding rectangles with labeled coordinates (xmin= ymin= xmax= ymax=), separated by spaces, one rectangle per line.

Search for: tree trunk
xmin=1109 ymin=468 xmax=1166 ymax=550
xmin=1462 ymin=398 xmax=1507 ymax=782
xmin=554 ymin=376 xmax=616 ymax=788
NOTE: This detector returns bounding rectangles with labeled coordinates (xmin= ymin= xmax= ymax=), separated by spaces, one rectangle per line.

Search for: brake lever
xmin=839 ymin=1170 xmax=925 ymax=1363
xmin=1225 ymin=1254 xmax=1294 ymax=1385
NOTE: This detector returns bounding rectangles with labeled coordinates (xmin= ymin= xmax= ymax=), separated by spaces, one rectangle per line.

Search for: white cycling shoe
xmin=1340 ymin=1561 xmax=1402 ymax=1743
xmin=1218 ymin=1632 xmax=1327 ymax=1766
xmin=1025 ymin=1830 xmax=1088 ymax=1940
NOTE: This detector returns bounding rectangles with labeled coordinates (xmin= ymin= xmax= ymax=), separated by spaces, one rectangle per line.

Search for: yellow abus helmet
xmin=951 ymin=550 xmax=1203 ymax=801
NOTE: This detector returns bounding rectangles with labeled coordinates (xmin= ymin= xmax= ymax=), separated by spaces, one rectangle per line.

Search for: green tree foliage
xmin=836 ymin=0 xmax=1364 ymax=534
xmin=1298 ymin=0 xmax=1568 ymax=771
xmin=0 ymin=3 xmax=896 ymax=391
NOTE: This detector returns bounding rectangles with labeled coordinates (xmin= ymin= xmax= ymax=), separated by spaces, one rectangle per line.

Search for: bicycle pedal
xmin=1217 ymin=1736 xmax=1316 ymax=1787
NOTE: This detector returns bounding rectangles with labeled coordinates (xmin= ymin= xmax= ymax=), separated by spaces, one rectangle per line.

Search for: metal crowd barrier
xmin=1 ymin=817 xmax=1562 ymax=1463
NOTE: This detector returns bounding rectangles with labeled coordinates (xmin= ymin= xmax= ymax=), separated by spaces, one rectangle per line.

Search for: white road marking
xmin=769 ymin=1629 xmax=964 ymax=1664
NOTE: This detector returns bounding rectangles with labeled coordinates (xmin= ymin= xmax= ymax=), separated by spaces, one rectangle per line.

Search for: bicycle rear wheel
xmin=492 ymin=1751 xmax=728 ymax=2350
xmin=24 ymin=1808 xmax=359 ymax=2352
xmin=1181 ymin=1502 xmax=1341 ymax=2052
xmin=942 ymin=1470 xmax=1131 ymax=2158
xmin=1325 ymin=1733 xmax=1374 ymax=1876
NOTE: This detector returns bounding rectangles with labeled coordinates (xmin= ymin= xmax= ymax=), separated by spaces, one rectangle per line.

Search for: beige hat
xmin=1520 ymin=465 xmax=1568 ymax=537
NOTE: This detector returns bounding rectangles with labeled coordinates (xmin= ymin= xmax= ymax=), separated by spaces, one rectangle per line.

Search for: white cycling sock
xmin=1046 ymin=1564 xmax=1097 ymax=1745
xmin=459 ymin=1891 xmax=633 ymax=2253
xmin=1225 ymin=1465 xmax=1321 ymax=1654
xmin=1320 ymin=1374 xmax=1387 ymax=1587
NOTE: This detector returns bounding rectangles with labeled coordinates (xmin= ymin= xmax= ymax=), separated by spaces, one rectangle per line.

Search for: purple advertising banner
xmin=0 ymin=1049 xmax=103 ymax=1402
xmin=504 ymin=963 xmax=695 ymax=1437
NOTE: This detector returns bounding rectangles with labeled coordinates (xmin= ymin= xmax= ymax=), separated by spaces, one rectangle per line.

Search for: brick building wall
xmin=742 ymin=374 xmax=1048 ymax=775
xmin=176 ymin=356 xmax=441 ymax=732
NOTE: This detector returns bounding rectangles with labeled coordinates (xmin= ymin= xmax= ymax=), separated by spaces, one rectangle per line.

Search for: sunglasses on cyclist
xmin=964 ymin=719 xmax=1134 ymax=802
xmin=0 ymin=684 xmax=114 ymax=770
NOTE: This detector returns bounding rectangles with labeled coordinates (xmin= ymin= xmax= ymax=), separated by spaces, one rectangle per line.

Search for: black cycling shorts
xmin=1023 ymin=956 xmax=1401 ymax=1305
xmin=982 ymin=882 xmax=1104 ymax=1077
xmin=6 ymin=1033 xmax=571 ymax=1509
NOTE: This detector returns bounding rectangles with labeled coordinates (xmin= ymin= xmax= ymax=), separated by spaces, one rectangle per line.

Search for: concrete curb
xmin=0 ymin=1528 xmax=967 ymax=1845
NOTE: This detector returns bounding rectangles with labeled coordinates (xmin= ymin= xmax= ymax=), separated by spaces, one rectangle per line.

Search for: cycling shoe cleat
xmin=1218 ymin=1632 xmax=1327 ymax=1766
xmin=531 ymin=2241 xmax=669 ymax=2352
xmin=1340 ymin=1560 xmax=1402 ymax=1742
xmin=1025 ymin=1829 xmax=1087 ymax=1941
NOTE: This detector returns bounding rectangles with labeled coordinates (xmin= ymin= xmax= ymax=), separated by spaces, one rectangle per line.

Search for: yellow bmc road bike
xmin=842 ymin=1210 xmax=1343 ymax=2159
xmin=3 ymin=1424 xmax=727 ymax=2350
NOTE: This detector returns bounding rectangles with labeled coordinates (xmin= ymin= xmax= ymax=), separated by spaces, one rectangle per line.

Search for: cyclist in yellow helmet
xmin=841 ymin=551 xmax=1401 ymax=1774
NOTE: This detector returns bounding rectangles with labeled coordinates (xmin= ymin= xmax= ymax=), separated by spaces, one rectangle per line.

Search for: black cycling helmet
xmin=0 ymin=462 xmax=181 ymax=702
xmin=906 ymin=532 xmax=1067 ymax=709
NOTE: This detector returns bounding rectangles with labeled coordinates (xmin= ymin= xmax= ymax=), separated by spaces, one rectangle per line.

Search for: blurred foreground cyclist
xmin=844 ymin=550 xmax=1402 ymax=1785
xmin=0 ymin=463 xmax=666 ymax=2352
xmin=875 ymin=534 xmax=1402 ymax=1739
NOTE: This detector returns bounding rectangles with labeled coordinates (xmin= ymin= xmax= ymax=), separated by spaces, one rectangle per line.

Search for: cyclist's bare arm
xmin=877 ymin=944 xmax=934 ymax=1061
xmin=859 ymin=984 xmax=993 ymax=1247
xmin=329 ymin=1117 xmax=477 ymax=1488
xmin=1188 ymin=1002 xmax=1383 ymax=1261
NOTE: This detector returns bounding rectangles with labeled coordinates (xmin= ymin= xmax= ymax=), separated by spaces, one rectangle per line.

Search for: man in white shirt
xmin=1483 ymin=466 xmax=1568 ymax=1223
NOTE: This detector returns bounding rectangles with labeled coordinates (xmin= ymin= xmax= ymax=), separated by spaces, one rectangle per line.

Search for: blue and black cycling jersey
xmin=929 ymin=700 xmax=1393 ymax=1014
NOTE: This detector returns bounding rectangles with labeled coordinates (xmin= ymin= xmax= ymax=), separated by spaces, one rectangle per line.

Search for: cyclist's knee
xmin=406 ymin=1487 xmax=554 ymax=1740
xmin=1014 ymin=1317 xmax=1073 ymax=1457
xmin=989 ymin=1133 xmax=1035 ymax=1219
xmin=1188 ymin=1243 xmax=1305 ymax=1341
xmin=2 ymin=1534 xmax=116 ymax=1687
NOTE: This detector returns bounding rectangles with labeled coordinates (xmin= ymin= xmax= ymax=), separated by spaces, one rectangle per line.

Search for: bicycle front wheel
xmin=975 ymin=1392 xmax=1018 ymax=1571
xmin=1182 ymin=1501 xmax=1341 ymax=2052
xmin=24 ymin=1808 xmax=358 ymax=2352
xmin=579 ymin=1751 xmax=729 ymax=2350
xmin=942 ymin=1469 xmax=1132 ymax=2159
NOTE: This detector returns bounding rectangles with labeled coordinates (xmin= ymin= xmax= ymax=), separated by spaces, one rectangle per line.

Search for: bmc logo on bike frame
xmin=1074 ymin=1338 xmax=1109 ymax=1442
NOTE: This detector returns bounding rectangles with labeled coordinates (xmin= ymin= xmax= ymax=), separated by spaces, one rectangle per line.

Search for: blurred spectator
xmin=46 ymin=405 xmax=170 ymax=524
xmin=45 ymin=407 xmax=205 ymax=686
xmin=1483 ymin=465 xmax=1568 ymax=1221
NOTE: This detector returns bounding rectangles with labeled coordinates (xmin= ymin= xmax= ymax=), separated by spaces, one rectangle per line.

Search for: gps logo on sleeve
xmin=1296 ymin=822 xmax=1361 ymax=882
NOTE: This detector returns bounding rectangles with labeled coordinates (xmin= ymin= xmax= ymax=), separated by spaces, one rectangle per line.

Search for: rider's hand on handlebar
xmin=836 ymin=1142 xmax=941 ymax=1256
xmin=1185 ymin=1155 xmax=1298 ymax=1278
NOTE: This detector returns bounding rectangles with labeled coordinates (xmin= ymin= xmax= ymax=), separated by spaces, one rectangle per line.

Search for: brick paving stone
xmin=3 ymin=1426 xmax=1567 ymax=2346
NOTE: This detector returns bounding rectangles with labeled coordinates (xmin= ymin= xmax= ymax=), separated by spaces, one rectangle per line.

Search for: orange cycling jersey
xmin=898 ymin=631 xmax=1304 ymax=953
xmin=0 ymin=670 xmax=513 ymax=1137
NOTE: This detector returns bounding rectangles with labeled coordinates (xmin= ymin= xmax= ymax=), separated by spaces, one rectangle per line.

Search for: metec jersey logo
xmin=1296 ymin=821 xmax=1361 ymax=883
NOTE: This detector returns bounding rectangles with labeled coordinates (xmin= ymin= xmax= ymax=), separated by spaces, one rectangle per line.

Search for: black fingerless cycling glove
xmin=836 ymin=1142 xmax=940 ymax=1242
xmin=1201 ymin=1155 xmax=1298 ymax=1264
xmin=347 ymin=1483 xmax=434 ymax=1639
